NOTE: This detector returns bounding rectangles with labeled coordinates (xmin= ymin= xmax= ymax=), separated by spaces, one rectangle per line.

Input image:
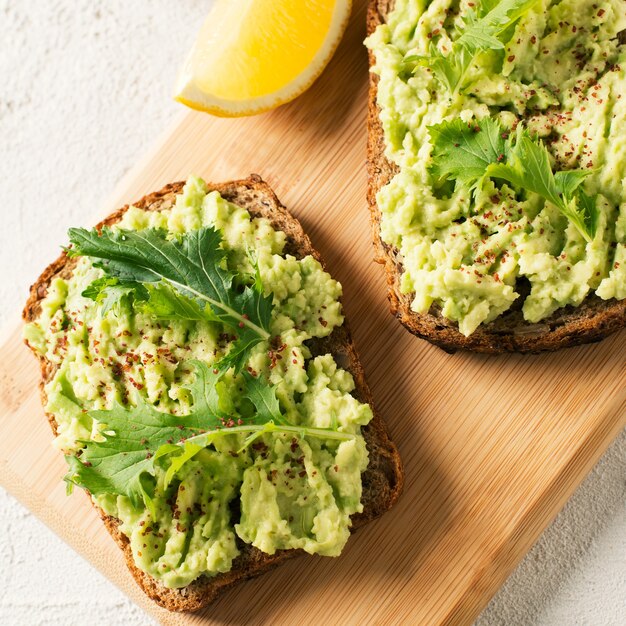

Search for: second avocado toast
xmin=367 ymin=0 xmax=626 ymax=352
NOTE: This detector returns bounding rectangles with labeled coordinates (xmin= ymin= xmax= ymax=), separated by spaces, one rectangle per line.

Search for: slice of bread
xmin=23 ymin=176 xmax=404 ymax=612
xmin=366 ymin=0 xmax=626 ymax=354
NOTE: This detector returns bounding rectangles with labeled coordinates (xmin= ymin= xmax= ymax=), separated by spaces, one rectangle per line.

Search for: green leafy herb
xmin=81 ymin=277 xmax=148 ymax=317
xmin=241 ymin=370 xmax=288 ymax=425
xmin=85 ymin=277 xmax=221 ymax=322
xmin=404 ymin=0 xmax=539 ymax=94
xmin=65 ymin=361 xmax=353 ymax=508
xmin=141 ymin=282 xmax=220 ymax=322
xmin=428 ymin=117 xmax=507 ymax=192
xmin=64 ymin=361 xmax=221 ymax=508
xmin=68 ymin=226 xmax=273 ymax=372
xmin=574 ymin=192 xmax=601 ymax=241
xmin=428 ymin=118 xmax=597 ymax=241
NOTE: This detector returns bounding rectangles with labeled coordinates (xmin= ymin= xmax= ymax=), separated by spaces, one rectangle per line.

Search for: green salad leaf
xmin=428 ymin=117 xmax=507 ymax=191
xmin=65 ymin=361 xmax=354 ymax=509
xmin=428 ymin=117 xmax=597 ymax=241
xmin=81 ymin=276 xmax=148 ymax=317
xmin=404 ymin=0 xmax=539 ymax=94
xmin=69 ymin=225 xmax=273 ymax=372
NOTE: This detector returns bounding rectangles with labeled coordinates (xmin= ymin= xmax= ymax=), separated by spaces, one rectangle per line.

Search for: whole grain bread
xmin=366 ymin=0 xmax=626 ymax=354
xmin=23 ymin=176 xmax=404 ymax=612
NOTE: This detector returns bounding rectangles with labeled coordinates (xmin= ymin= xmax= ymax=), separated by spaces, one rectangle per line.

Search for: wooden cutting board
xmin=1 ymin=2 xmax=625 ymax=624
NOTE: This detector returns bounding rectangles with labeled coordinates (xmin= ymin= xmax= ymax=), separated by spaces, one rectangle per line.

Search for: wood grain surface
xmin=1 ymin=2 xmax=625 ymax=624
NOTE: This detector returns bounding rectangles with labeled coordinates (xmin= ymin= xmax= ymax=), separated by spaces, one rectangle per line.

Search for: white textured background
xmin=0 ymin=2 xmax=624 ymax=625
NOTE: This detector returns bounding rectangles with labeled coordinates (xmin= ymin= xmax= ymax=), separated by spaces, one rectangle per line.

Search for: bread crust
xmin=366 ymin=0 xmax=626 ymax=354
xmin=22 ymin=176 xmax=404 ymax=612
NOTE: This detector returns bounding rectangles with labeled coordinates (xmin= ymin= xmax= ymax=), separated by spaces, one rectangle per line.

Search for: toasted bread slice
xmin=23 ymin=176 xmax=404 ymax=612
xmin=366 ymin=0 xmax=626 ymax=354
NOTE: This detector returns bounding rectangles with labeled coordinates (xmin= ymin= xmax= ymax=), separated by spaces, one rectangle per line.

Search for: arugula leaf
xmin=68 ymin=226 xmax=273 ymax=371
xmin=64 ymin=361 xmax=223 ymax=506
xmin=65 ymin=361 xmax=353 ymax=507
xmin=141 ymin=283 xmax=219 ymax=322
xmin=64 ymin=398 xmax=212 ymax=508
xmin=85 ymin=277 xmax=219 ymax=323
xmin=185 ymin=359 xmax=223 ymax=417
xmin=554 ymin=170 xmax=592 ymax=198
xmin=82 ymin=277 xmax=148 ymax=317
xmin=566 ymin=191 xmax=600 ymax=242
xmin=428 ymin=118 xmax=597 ymax=241
xmin=404 ymin=0 xmax=539 ymax=93
xmin=485 ymin=133 xmax=563 ymax=207
xmin=241 ymin=371 xmax=288 ymax=426
xmin=174 ymin=422 xmax=355 ymax=462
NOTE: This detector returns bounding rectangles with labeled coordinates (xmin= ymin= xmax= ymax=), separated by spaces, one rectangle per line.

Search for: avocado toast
xmin=366 ymin=0 xmax=626 ymax=353
xmin=23 ymin=176 xmax=403 ymax=612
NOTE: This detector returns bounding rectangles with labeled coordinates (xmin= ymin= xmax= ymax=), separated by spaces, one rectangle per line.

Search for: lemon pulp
xmin=175 ymin=0 xmax=352 ymax=116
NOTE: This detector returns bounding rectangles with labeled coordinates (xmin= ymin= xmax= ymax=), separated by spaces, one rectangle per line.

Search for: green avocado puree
xmin=366 ymin=0 xmax=626 ymax=335
xmin=24 ymin=177 xmax=372 ymax=588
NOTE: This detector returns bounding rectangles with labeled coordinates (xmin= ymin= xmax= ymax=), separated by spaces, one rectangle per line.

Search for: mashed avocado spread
xmin=367 ymin=0 xmax=626 ymax=335
xmin=24 ymin=177 xmax=372 ymax=588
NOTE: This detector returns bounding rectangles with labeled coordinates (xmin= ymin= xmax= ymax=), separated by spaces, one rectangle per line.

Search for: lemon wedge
xmin=174 ymin=0 xmax=352 ymax=117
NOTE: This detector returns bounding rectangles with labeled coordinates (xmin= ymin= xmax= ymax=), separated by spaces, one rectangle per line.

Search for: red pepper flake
xmin=597 ymin=9 xmax=605 ymax=17
xmin=507 ymin=55 xmax=515 ymax=63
